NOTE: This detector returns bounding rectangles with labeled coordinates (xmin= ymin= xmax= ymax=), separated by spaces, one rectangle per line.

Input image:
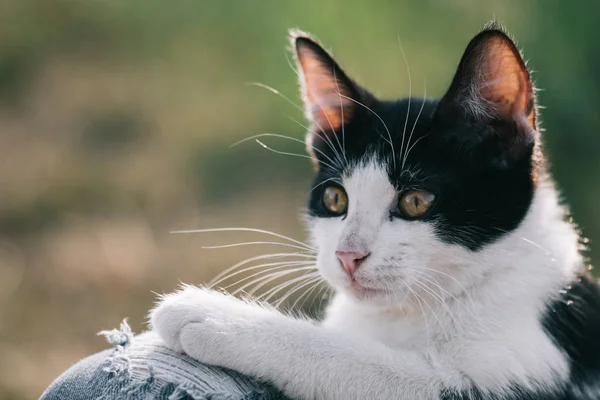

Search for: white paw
xmin=149 ymin=285 xmax=266 ymax=364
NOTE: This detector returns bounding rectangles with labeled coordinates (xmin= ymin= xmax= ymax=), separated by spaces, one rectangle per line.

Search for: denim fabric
xmin=40 ymin=320 xmax=288 ymax=400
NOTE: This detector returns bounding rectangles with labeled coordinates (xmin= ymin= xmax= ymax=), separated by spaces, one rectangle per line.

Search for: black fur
xmin=306 ymin=94 xmax=535 ymax=250
xmin=542 ymin=273 xmax=600 ymax=398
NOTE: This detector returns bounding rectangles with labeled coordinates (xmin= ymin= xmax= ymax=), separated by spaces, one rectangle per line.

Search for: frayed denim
xmin=40 ymin=320 xmax=288 ymax=400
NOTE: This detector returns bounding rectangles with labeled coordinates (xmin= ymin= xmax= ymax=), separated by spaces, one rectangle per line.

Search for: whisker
xmin=412 ymin=280 xmax=450 ymax=339
xmin=411 ymin=278 xmax=458 ymax=334
xmin=520 ymin=236 xmax=552 ymax=254
xmin=415 ymin=266 xmax=479 ymax=312
xmin=258 ymin=272 xmax=320 ymax=303
xmin=403 ymin=131 xmax=430 ymax=164
xmin=246 ymin=82 xmax=345 ymax=168
xmin=401 ymin=281 xmax=430 ymax=344
xmin=316 ymin=85 xmax=346 ymax=167
xmin=208 ymin=252 xmax=317 ymax=287
xmin=382 ymin=280 xmax=409 ymax=318
xmin=171 ymin=227 xmax=315 ymax=251
xmin=246 ymin=82 xmax=305 ymax=113
xmin=232 ymin=266 xmax=317 ymax=296
xmin=397 ymin=35 xmax=412 ymax=171
xmin=212 ymin=260 xmax=315 ymax=289
xmin=201 ymin=241 xmax=315 ymax=252
xmin=285 ymin=114 xmax=346 ymax=169
xmin=312 ymin=100 xmax=347 ymax=168
xmin=274 ymin=276 xmax=322 ymax=308
xmin=332 ymin=66 xmax=348 ymax=164
xmin=255 ymin=139 xmax=339 ymax=171
xmin=336 ymin=93 xmax=395 ymax=169
xmin=230 ymin=133 xmax=339 ymax=169
xmin=402 ymin=79 xmax=427 ymax=169
xmin=313 ymin=282 xmax=330 ymax=314
xmin=413 ymin=270 xmax=481 ymax=325
xmin=404 ymin=268 xmax=459 ymax=303
xmin=292 ymin=279 xmax=325 ymax=312
xmin=284 ymin=50 xmax=300 ymax=76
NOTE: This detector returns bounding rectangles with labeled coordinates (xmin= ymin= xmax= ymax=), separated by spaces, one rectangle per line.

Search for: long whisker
xmin=231 ymin=266 xmax=317 ymax=296
xmin=201 ymin=241 xmax=315 ymax=252
xmin=244 ymin=266 xmax=318 ymax=297
xmin=404 ymin=268 xmax=459 ymax=304
xmin=246 ymin=82 xmax=345 ymax=168
xmin=411 ymin=280 xmax=450 ymax=338
xmin=246 ymin=82 xmax=305 ymax=112
xmin=403 ymin=131 xmax=430 ymax=165
xmin=208 ymin=252 xmax=316 ymax=287
xmin=291 ymin=278 xmax=325 ymax=312
xmin=411 ymin=278 xmax=458 ymax=334
xmin=336 ymin=93 xmax=395 ymax=169
xmin=317 ymin=283 xmax=332 ymax=313
xmin=274 ymin=276 xmax=322 ymax=308
xmin=213 ymin=260 xmax=315 ymax=289
xmin=284 ymin=50 xmax=300 ymax=76
xmin=258 ymin=272 xmax=320 ymax=303
xmin=401 ymin=280 xmax=430 ymax=344
xmin=313 ymin=101 xmax=347 ymax=169
xmin=415 ymin=271 xmax=480 ymax=326
xmin=257 ymin=272 xmax=319 ymax=301
xmin=333 ymin=67 xmax=348 ymax=164
xmin=255 ymin=139 xmax=338 ymax=171
xmin=230 ymin=133 xmax=339 ymax=169
xmin=285 ymin=114 xmax=346 ymax=169
xmin=415 ymin=266 xmax=479 ymax=312
xmin=313 ymin=71 xmax=346 ymax=168
xmin=397 ymin=35 xmax=412 ymax=171
xmin=171 ymin=227 xmax=315 ymax=251
xmin=402 ymin=79 xmax=427 ymax=169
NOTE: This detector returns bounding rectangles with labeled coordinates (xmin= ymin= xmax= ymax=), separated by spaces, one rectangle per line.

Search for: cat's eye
xmin=398 ymin=190 xmax=435 ymax=218
xmin=323 ymin=186 xmax=348 ymax=215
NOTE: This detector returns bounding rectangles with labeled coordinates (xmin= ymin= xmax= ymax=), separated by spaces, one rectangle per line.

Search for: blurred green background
xmin=0 ymin=1 xmax=598 ymax=398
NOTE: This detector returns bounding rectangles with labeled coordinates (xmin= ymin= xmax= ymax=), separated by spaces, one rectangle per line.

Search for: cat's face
xmin=294 ymin=27 xmax=539 ymax=307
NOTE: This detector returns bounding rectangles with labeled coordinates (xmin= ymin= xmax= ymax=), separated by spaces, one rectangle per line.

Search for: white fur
xmin=151 ymin=161 xmax=581 ymax=399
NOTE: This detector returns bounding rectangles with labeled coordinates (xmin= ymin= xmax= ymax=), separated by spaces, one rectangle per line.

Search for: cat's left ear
xmin=291 ymin=30 xmax=370 ymax=168
xmin=438 ymin=27 xmax=537 ymax=165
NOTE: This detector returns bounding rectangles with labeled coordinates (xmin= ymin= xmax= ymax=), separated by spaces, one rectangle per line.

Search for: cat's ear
xmin=437 ymin=26 xmax=537 ymax=167
xmin=440 ymin=27 xmax=536 ymax=129
xmin=291 ymin=30 xmax=367 ymax=167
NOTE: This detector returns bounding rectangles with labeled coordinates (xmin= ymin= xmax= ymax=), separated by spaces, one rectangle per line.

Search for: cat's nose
xmin=336 ymin=251 xmax=370 ymax=278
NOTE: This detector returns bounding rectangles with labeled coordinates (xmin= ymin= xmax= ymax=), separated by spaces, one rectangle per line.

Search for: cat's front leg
xmin=150 ymin=285 xmax=276 ymax=359
xmin=151 ymin=285 xmax=440 ymax=400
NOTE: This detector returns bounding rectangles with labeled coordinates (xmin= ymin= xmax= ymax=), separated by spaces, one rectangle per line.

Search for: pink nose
xmin=336 ymin=251 xmax=370 ymax=278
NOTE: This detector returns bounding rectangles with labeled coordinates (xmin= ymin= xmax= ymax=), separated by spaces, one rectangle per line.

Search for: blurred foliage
xmin=0 ymin=1 xmax=598 ymax=398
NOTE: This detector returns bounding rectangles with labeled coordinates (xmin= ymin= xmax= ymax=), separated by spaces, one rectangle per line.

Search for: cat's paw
xmin=150 ymin=285 xmax=229 ymax=352
xmin=149 ymin=285 xmax=266 ymax=362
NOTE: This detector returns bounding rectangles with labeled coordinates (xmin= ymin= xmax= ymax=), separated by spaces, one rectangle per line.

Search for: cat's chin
xmin=341 ymin=281 xmax=390 ymax=303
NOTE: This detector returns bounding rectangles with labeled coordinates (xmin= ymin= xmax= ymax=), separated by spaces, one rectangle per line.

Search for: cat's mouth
xmin=347 ymin=280 xmax=386 ymax=297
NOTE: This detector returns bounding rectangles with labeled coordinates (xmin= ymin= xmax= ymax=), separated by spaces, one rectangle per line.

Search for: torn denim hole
xmin=95 ymin=320 xmax=287 ymax=400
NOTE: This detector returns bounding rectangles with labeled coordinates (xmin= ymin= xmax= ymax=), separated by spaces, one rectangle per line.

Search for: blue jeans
xmin=40 ymin=320 xmax=288 ymax=400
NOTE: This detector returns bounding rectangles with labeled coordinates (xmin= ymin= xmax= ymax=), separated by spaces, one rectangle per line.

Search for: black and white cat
xmin=151 ymin=25 xmax=600 ymax=399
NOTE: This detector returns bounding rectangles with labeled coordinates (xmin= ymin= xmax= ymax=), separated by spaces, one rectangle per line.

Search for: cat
xmin=150 ymin=23 xmax=600 ymax=399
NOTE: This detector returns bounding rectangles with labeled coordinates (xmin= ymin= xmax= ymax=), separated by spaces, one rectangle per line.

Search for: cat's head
xmin=293 ymin=26 xmax=543 ymax=307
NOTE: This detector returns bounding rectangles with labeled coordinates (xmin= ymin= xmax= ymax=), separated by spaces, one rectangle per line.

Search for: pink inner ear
xmin=298 ymin=47 xmax=354 ymax=131
xmin=476 ymin=37 xmax=535 ymax=128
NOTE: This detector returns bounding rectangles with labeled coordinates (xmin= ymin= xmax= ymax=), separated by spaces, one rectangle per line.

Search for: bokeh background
xmin=1 ymin=1 xmax=598 ymax=398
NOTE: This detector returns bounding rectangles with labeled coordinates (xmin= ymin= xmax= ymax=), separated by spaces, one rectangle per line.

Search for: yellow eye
xmin=323 ymin=186 xmax=348 ymax=215
xmin=398 ymin=190 xmax=435 ymax=218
